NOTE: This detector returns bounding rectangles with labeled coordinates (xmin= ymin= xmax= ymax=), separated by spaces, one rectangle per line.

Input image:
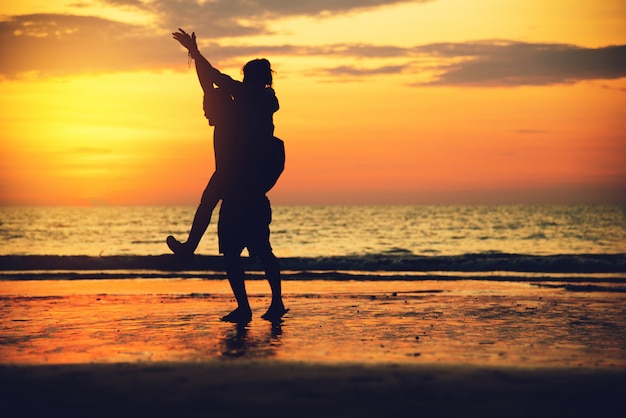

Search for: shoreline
xmin=2 ymin=253 xmax=626 ymax=273
xmin=2 ymin=272 xmax=626 ymax=284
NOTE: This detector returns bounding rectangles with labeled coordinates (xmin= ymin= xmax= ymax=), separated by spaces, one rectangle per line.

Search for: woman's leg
xmin=185 ymin=189 xmax=218 ymax=253
xmin=167 ymin=173 xmax=220 ymax=256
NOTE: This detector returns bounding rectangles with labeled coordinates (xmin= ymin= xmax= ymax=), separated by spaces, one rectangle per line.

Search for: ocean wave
xmin=1 ymin=253 xmax=625 ymax=275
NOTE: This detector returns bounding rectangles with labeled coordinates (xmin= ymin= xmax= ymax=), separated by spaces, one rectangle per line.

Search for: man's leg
xmin=257 ymin=250 xmax=288 ymax=321
xmin=222 ymin=251 xmax=252 ymax=323
xmin=249 ymin=197 xmax=288 ymax=321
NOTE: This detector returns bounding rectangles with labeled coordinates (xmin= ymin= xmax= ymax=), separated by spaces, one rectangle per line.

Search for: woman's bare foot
xmin=166 ymin=235 xmax=193 ymax=258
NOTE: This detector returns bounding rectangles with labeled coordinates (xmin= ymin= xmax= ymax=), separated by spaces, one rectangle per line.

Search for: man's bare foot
xmin=261 ymin=304 xmax=289 ymax=322
xmin=221 ymin=307 xmax=252 ymax=324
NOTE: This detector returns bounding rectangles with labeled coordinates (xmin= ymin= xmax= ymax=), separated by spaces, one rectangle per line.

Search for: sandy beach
xmin=3 ymin=361 xmax=624 ymax=418
xmin=1 ymin=275 xmax=625 ymax=417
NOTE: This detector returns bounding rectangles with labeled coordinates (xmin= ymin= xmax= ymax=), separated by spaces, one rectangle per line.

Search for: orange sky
xmin=1 ymin=0 xmax=625 ymax=205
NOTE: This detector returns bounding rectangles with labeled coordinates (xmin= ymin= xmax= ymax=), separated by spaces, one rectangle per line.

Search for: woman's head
xmin=243 ymin=58 xmax=274 ymax=89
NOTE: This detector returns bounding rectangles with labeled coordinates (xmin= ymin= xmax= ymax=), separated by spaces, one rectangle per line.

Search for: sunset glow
xmin=1 ymin=0 xmax=625 ymax=205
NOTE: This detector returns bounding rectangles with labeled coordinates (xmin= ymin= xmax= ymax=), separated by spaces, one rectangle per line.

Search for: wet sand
xmin=1 ymin=278 xmax=625 ymax=417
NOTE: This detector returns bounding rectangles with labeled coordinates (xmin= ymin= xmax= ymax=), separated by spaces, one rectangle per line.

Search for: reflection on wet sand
xmin=220 ymin=322 xmax=283 ymax=359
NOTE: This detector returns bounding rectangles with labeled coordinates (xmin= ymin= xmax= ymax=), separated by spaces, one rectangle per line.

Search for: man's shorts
xmin=218 ymin=195 xmax=272 ymax=257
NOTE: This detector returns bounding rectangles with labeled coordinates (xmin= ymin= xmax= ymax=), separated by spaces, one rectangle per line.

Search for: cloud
xmin=0 ymin=14 xmax=172 ymax=77
xmin=72 ymin=147 xmax=113 ymax=154
xmin=516 ymin=129 xmax=547 ymax=135
xmin=97 ymin=0 xmax=425 ymax=37
xmin=314 ymin=41 xmax=626 ymax=86
xmin=318 ymin=64 xmax=408 ymax=77
xmin=413 ymin=41 xmax=626 ymax=87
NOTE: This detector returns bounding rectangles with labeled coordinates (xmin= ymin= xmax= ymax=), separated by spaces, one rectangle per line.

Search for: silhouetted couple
xmin=168 ymin=29 xmax=287 ymax=323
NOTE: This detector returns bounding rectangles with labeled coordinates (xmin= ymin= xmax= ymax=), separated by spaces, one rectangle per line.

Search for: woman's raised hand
xmin=172 ymin=28 xmax=198 ymax=53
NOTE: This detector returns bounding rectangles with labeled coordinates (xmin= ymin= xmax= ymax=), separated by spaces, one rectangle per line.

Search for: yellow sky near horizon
xmin=1 ymin=0 xmax=625 ymax=206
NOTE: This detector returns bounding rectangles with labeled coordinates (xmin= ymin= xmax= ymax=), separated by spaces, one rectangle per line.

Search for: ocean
xmin=1 ymin=205 xmax=625 ymax=279
xmin=1 ymin=205 xmax=624 ymax=257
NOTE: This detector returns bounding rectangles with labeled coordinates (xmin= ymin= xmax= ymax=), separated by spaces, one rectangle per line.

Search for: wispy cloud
xmin=317 ymin=64 xmax=409 ymax=77
xmin=0 ymin=14 xmax=168 ymax=77
xmin=71 ymin=147 xmax=113 ymax=154
xmin=516 ymin=129 xmax=547 ymax=135
xmin=97 ymin=0 xmax=426 ymax=36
